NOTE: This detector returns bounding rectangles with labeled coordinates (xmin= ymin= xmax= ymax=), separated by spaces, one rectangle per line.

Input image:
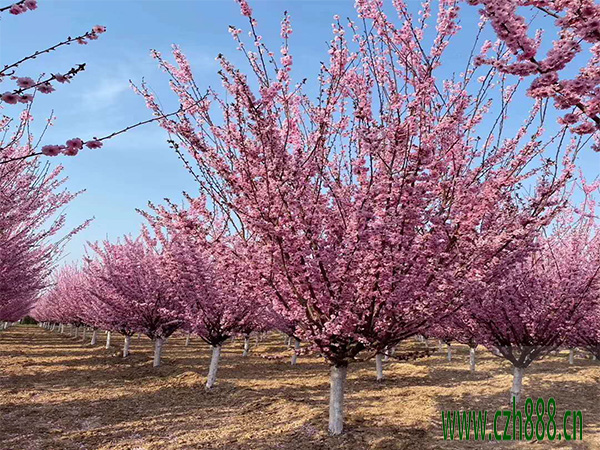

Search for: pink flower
xmin=77 ymin=38 xmax=88 ymax=45
xmin=65 ymin=138 xmax=84 ymax=150
xmin=92 ymin=25 xmax=106 ymax=34
xmin=18 ymin=94 xmax=34 ymax=103
xmin=85 ymin=140 xmax=103 ymax=149
xmin=53 ymin=73 xmax=70 ymax=84
xmin=572 ymin=121 xmax=596 ymax=134
xmin=1 ymin=92 xmax=19 ymax=104
xmin=37 ymin=83 xmax=55 ymax=94
xmin=16 ymin=77 xmax=35 ymax=89
xmin=561 ymin=113 xmax=579 ymax=125
xmin=88 ymin=33 xmax=99 ymax=40
xmin=235 ymin=0 xmax=252 ymax=17
xmin=24 ymin=0 xmax=37 ymax=10
xmin=9 ymin=3 xmax=27 ymax=14
xmin=41 ymin=145 xmax=63 ymax=156
xmin=63 ymin=146 xmax=79 ymax=156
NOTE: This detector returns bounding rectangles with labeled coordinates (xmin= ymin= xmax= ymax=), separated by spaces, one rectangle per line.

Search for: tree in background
xmin=87 ymin=236 xmax=185 ymax=367
xmin=467 ymin=197 xmax=600 ymax=403
xmin=143 ymin=196 xmax=261 ymax=388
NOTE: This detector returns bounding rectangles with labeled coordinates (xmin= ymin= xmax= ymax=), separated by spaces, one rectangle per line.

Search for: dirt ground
xmin=0 ymin=325 xmax=598 ymax=449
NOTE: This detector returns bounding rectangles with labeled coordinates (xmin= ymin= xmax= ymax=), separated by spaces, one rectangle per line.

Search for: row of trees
xmin=4 ymin=0 xmax=600 ymax=436
xmin=32 ymin=195 xmax=600 ymax=433
xmin=0 ymin=0 xmax=175 ymax=326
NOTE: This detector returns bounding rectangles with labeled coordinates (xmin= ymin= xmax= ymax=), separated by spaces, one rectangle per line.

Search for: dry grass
xmin=0 ymin=325 xmax=599 ymax=449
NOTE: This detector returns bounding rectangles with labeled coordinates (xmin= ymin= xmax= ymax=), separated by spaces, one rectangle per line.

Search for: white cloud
xmin=80 ymin=78 xmax=130 ymax=110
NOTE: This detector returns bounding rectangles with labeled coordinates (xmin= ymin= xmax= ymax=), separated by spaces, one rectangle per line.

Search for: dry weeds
xmin=0 ymin=326 xmax=598 ymax=449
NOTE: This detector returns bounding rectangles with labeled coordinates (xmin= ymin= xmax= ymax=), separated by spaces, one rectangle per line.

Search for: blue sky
xmin=4 ymin=0 xmax=599 ymax=262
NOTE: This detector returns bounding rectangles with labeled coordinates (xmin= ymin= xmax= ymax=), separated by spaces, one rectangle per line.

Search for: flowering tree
xmin=467 ymin=201 xmax=600 ymax=403
xmin=87 ymin=236 xmax=185 ymax=367
xmin=569 ymin=303 xmax=600 ymax=360
xmin=137 ymin=0 xmax=584 ymax=434
xmin=142 ymin=196 xmax=262 ymax=388
xmin=468 ymin=0 xmax=600 ymax=148
xmin=32 ymin=265 xmax=90 ymax=334
xmin=0 ymin=1 xmax=109 ymax=328
xmin=82 ymin=255 xmax=140 ymax=354
xmin=0 ymin=153 xmax=90 ymax=325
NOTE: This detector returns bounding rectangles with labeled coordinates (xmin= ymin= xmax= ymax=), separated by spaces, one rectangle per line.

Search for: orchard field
xmin=3 ymin=0 xmax=600 ymax=448
xmin=1 ymin=324 xmax=599 ymax=449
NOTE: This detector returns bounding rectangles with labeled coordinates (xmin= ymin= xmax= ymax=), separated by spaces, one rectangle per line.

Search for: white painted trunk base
xmin=185 ymin=333 xmax=191 ymax=346
xmin=90 ymin=330 xmax=98 ymax=346
xmin=123 ymin=335 xmax=131 ymax=357
xmin=328 ymin=365 xmax=347 ymax=435
xmin=82 ymin=328 xmax=87 ymax=342
xmin=447 ymin=344 xmax=452 ymax=362
xmin=206 ymin=345 xmax=222 ymax=389
xmin=375 ymin=353 xmax=384 ymax=381
xmin=569 ymin=348 xmax=574 ymax=365
xmin=511 ymin=367 xmax=525 ymax=404
xmin=153 ymin=338 xmax=164 ymax=367
xmin=242 ymin=336 xmax=250 ymax=357
xmin=105 ymin=331 xmax=111 ymax=349
xmin=291 ymin=339 xmax=300 ymax=365
xmin=469 ymin=347 xmax=476 ymax=373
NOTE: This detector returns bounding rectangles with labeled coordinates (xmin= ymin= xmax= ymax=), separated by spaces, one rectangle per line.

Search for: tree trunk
xmin=447 ymin=343 xmax=452 ymax=362
xmin=185 ymin=333 xmax=190 ymax=347
xmin=153 ymin=337 xmax=164 ymax=367
xmin=60 ymin=324 xmax=65 ymax=334
xmin=438 ymin=340 xmax=443 ymax=352
xmin=74 ymin=327 xmax=79 ymax=338
xmin=105 ymin=331 xmax=111 ymax=349
xmin=569 ymin=348 xmax=574 ymax=365
xmin=242 ymin=336 xmax=250 ymax=357
xmin=90 ymin=329 xmax=98 ymax=346
xmin=469 ymin=347 xmax=476 ymax=373
xmin=291 ymin=338 xmax=300 ymax=365
xmin=123 ymin=335 xmax=131 ymax=357
xmin=205 ymin=344 xmax=222 ymax=389
xmin=82 ymin=327 xmax=87 ymax=342
xmin=375 ymin=353 xmax=384 ymax=381
xmin=328 ymin=364 xmax=348 ymax=435
xmin=510 ymin=366 xmax=525 ymax=404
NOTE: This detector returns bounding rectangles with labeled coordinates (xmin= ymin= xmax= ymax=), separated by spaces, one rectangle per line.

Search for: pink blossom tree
xmin=467 ymin=0 xmax=600 ymax=149
xmin=32 ymin=266 xmax=90 ymax=335
xmin=466 ymin=201 xmax=600 ymax=403
xmin=87 ymin=236 xmax=185 ymax=367
xmin=569 ymin=303 xmax=600 ymax=360
xmin=137 ymin=0 xmax=584 ymax=434
xmin=142 ymin=197 xmax=262 ymax=388
xmin=82 ymin=255 xmax=140 ymax=354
